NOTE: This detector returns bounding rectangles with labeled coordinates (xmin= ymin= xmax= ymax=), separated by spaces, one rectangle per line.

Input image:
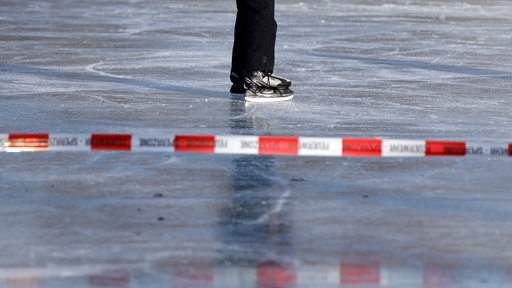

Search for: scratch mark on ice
xmin=86 ymin=62 xmax=132 ymax=79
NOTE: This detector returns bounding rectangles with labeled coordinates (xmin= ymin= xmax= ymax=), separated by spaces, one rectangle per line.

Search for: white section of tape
xmin=131 ymin=134 xmax=175 ymax=152
xmin=48 ymin=134 xmax=90 ymax=151
xmin=465 ymin=142 xmax=509 ymax=156
xmin=297 ymin=265 xmax=339 ymax=285
xmin=380 ymin=263 xmax=423 ymax=287
xmin=214 ymin=267 xmax=256 ymax=287
xmin=382 ymin=140 xmax=426 ymax=157
xmin=298 ymin=137 xmax=342 ymax=156
xmin=0 ymin=134 xmax=8 ymax=152
xmin=214 ymin=135 xmax=259 ymax=154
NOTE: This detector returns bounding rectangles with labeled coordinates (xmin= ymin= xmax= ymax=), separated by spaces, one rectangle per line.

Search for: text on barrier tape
xmin=174 ymin=135 xmax=215 ymax=153
xmin=91 ymin=134 xmax=132 ymax=151
xmin=425 ymin=141 xmax=466 ymax=156
xmin=342 ymin=139 xmax=382 ymax=157
xmin=259 ymin=136 xmax=299 ymax=155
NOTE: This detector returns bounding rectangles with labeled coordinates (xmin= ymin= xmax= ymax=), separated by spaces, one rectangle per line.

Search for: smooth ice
xmin=1 ymin=0 xmax=512 ymax=287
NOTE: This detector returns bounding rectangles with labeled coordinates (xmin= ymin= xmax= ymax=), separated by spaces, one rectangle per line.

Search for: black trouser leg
xmin=231 ymin=0 xmax=276 ymax=80
xmin=231 ymin=0 xmax=248 ymax=79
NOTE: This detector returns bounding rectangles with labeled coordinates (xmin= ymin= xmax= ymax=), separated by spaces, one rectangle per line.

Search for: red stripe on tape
xmin=343 ymin=139 xmax=382 ymax=156
xmin=426 ymin=141 xmax=466 ymax=156
xmin=509 ymin=144 xmax=512 ymax=156
xmin=174 ymin=135 xmax=215 ymax=153
xmin=91 ymin=134 xmax=131 ymax=151
xmin=257 ymin=262 xmax=297 ymax=288
xmin=8 ymin=134 xmax=49 ymax=150
xmin=340 ymin=263 xmax=380 ymax=285
xmin=259 ymin=136 xmax=299 ymax=155
xmin=173 ymin=263 xmax=214 ymax=288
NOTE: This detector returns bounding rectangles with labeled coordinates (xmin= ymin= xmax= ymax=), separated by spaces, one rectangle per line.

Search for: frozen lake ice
xmin=1 ymin=0 xmax=512 ymax=287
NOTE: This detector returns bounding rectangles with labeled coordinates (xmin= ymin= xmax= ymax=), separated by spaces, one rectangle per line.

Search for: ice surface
xmin=1 ymin=0 xmax=512 ymax=287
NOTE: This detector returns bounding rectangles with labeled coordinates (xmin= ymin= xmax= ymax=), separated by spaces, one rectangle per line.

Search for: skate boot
xmin=244 ymin=71 xmax=292 ymax=89
xmin=244 ymin=71 xmax=294 ymax=102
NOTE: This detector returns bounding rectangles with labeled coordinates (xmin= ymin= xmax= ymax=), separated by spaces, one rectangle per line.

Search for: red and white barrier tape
xmin=1 ymin=133 xmax=511 ymax=157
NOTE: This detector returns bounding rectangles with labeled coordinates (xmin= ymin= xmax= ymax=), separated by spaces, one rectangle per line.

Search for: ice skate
xmin=244 ymin=70 xmax=293 ymax=102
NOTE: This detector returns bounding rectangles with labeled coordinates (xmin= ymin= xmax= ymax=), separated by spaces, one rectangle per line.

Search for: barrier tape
xmin=0 ymin=133 xmax=511 ymax=157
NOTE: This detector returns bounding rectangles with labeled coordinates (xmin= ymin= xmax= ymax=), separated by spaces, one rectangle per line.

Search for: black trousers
xmin=231 ymin=0 xmax=277 ymax=76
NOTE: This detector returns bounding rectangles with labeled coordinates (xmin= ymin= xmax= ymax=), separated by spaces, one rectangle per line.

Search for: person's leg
xmin=244 ymin=0 xmax=276 ymax=73
xmin=231 ymin=0 xmax=248 ymax=80
xmin=231 ymin=0 xmax=293 ymax=101
xmin=243 ymin=0 xmax=292 ymax=90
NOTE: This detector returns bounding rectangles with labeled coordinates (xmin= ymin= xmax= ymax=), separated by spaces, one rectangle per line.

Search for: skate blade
xmin=244 ymin=94 xmax=294 ymax=103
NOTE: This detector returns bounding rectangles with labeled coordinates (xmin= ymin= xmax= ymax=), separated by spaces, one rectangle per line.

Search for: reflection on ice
xmin=2 ymin=260 xmax=512 ymax=288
